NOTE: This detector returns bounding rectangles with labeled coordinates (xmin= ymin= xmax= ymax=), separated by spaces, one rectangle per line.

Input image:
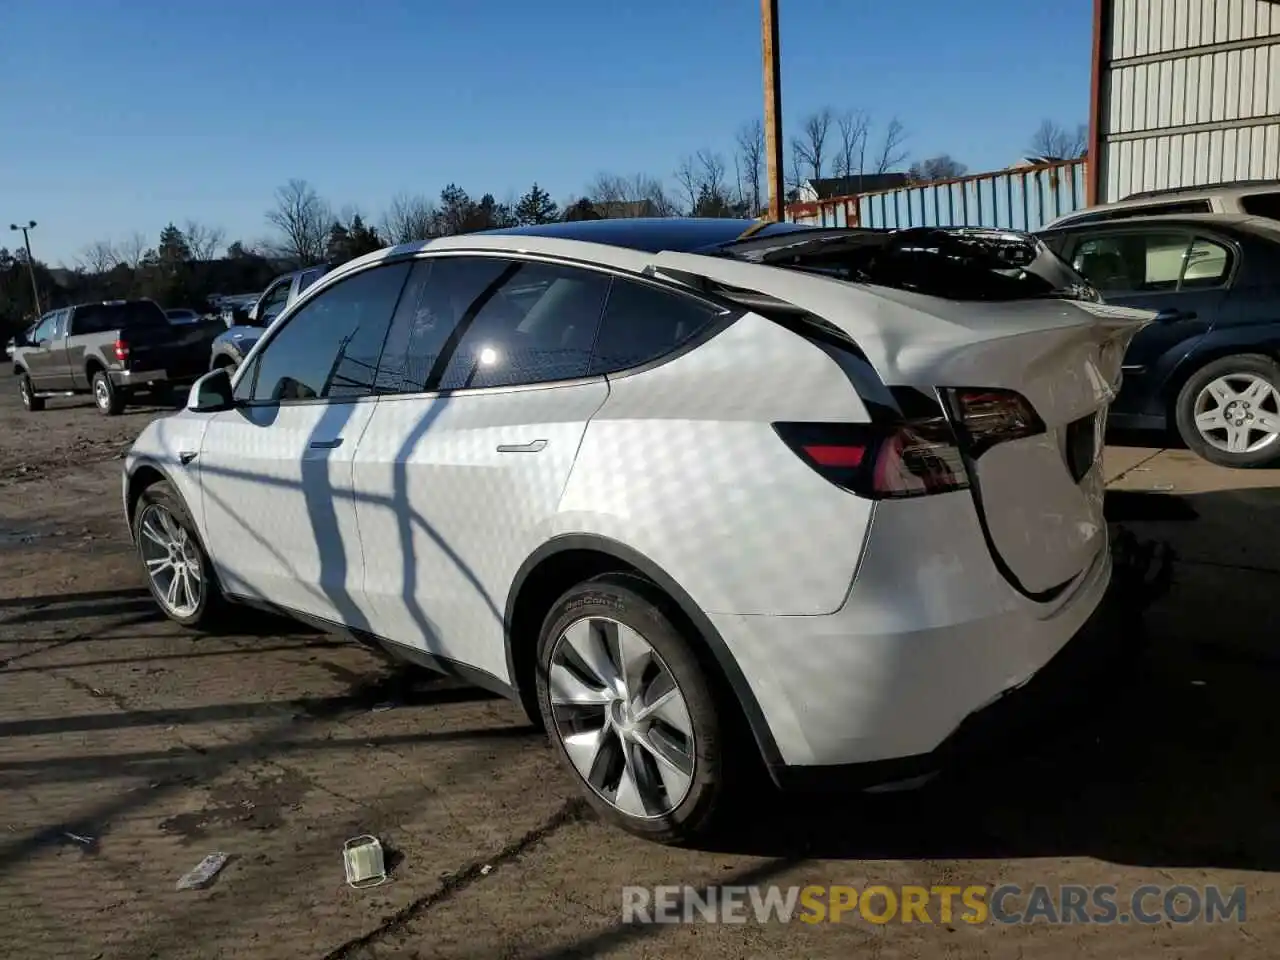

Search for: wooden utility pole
xmin=761 ymin=0 xmax=784 ymax=221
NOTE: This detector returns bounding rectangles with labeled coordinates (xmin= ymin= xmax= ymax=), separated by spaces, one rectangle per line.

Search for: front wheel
xmin=133 ymin=480 xmax=225 ymax=628
xmin=92 ymin=370 xmax=126 ymax=416
xmin=1174 ymin=354 xmax=1280 ymax=468
xmin=18 ymin=372 xmax=44 ymax=412
xmin=535 ymin=574 xmax=733 ymax=845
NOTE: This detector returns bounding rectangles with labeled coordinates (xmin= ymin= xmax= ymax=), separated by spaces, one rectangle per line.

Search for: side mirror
xmin=187 ymin=368 xmax=235 ymax=413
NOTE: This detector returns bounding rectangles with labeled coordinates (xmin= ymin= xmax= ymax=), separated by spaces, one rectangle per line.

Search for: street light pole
xmin=9 ymin=220 xmax=42 ymax=317
xmin=761 ymin=0 xmax=785 ymax=222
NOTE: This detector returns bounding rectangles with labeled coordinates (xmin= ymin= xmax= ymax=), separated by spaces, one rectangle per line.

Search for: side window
xmin=30 ymin=314 xmax=55 ymax=343
xmin=257 ymin=280 xmax=293 ymax=323
xmin=1239 ymin=191 xmax=1280 ymax=220
xmin=236 ymin=261 xmax=411 ymax=403
xmin=297 ymin=268 xmax=326 ymax=293
xmin=587 ymin=279 xmax=726 ymax=375
xmin=1071 ymin=232 xmax=1191 ymax=293
xmin=1180 ymin=237 xmax=1232 ymax=288
xmin=428 ymin=258 xmax=611 ymax=391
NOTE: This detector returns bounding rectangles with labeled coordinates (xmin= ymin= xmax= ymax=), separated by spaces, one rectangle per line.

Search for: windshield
xmin=718 ymin=226 xmax=1100 ymax=302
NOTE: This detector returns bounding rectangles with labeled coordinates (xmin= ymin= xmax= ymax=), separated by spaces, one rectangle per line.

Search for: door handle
xmin=178 ymin=451 xmax=198 ymax=466
xmin=1155 ymin=308 xmax=1196 ymax=322
xmin=309 ymin=438 xmax=344 ymax=450
xmin=496 ymin=439 xmax=547 ymax=454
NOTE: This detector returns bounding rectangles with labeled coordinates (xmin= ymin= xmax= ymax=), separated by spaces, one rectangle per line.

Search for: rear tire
xmin=535 ymin=574 xmax=734 ymax=845
xmin=132 ymin=480 xmax=226 ymax=629
xmin=92 ymin=369 xmax=125 ymax=416
xmin=18 ymin=372 xmax=44 ymax=412
xmin=1174 ymin=354 xmax=1280 ymax=468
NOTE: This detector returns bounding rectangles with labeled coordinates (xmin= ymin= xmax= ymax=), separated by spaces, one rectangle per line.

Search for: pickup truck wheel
xmin=133 ymin=480 xmax=226 ymax=629
xmin=18 ymin=373 xmax=45 ymax=412
xmin=92 ymin=370 xmax=125 ymax=416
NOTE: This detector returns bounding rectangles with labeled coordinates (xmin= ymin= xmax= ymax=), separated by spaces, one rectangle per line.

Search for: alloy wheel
xmin=1193 ymin=373 xmax=1280 ymax=455
xmin=137 ymin=503 xmax=203 ymax=618
xmin=94 ymin=377 xmax=110 ymax=410
xmin=547 ymin=616 xmax=696 ymax=819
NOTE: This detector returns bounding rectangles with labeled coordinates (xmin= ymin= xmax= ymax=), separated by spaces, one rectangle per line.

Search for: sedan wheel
xmin=536 ymin=574 xmax=734 ymax=845
xmin=1175 ymin=354 xmax=1280 ymax=468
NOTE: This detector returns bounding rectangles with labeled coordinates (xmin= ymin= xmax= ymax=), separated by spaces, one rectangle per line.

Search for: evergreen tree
xmin=515 ymin=183 xmax=559 ymax=225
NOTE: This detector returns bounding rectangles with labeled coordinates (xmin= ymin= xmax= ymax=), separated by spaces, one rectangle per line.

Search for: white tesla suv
xmin=122 ymin=219 xmax=1150 ymax=844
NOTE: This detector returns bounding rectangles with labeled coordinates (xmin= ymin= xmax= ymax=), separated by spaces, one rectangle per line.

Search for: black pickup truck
xmin=12 ymin=299 xmax=226 ymax=415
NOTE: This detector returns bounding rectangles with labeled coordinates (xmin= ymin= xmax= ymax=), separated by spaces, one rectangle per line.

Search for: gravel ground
xmin=1 ymin=385 xmax=1278 ymax=959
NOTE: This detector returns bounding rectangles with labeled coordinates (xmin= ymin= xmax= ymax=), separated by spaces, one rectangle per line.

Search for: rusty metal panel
xmin=852 ymin=162 xmax=1088 ymax=232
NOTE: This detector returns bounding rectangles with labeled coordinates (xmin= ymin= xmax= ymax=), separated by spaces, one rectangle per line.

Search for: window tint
xmin=1071 ymin=232 xmax=1191 ymax=292
xmin=431 ymin=258 xmax=611 ymax=391
xmin=298 ymin=268 xmax=326 ymax=293
xmin=1240 ymin=191 xmax=1280 ymax=220
xmin=587 ymin=279 xmax=725 ymax=375
xmin=1181 ymin=237 xmax=1232 ymax=288
xmin=237 ymin=261 xmax=410 ymax=403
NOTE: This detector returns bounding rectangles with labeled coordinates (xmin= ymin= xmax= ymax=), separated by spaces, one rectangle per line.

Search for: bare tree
xmin=907 ymin=155 xmax=968 ymax=183
xmin=118 ymin=232 xmax=149 ymax=270
xmin=735 ymin=119 xmax=764 ymax=215
xmin=265 ymin=178 xmax=331 ymax=265
xmin=872 ymin=118 xmax=910 ymax=174
xmin=182 ymin=220 xmax=225 ymax=260
xmin=382 ymin=192 xmax=438 ymax=243
xmin=675 ymin=151 xmax=731 ymax=215
xmin=674 ymin=156 xmax=701 ymax=215
xmin=587 ymin=172 xmax=677 ymax=218
xmin=833 ymin=110 xmax=871 ymax=180
xmin=791 ymin=108 xmax=834 ymax=185
xmin=77 ymin=240 xmax=119 ymax=274
xmin=1029 ymin=120 xmax=1088 ymax=159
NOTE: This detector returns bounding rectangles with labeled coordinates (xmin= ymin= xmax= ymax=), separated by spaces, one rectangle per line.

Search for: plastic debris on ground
xmin=343 ymin=835 xmax=388 ymax=889
xmin=176 ymin=852 xmax=231 ymax=891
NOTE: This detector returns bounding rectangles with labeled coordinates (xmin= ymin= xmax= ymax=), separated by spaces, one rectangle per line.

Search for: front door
xmin=196 ymin=259 xmax=412 ymax=627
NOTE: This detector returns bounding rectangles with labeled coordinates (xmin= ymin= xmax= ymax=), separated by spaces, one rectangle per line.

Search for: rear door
xmin=1062 ymin=226 xmax=1233 ymax=412
xmin=351 ymin=255 xmax=611 ymax=680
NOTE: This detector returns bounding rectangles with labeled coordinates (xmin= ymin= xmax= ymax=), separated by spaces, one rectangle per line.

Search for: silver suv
xmin=1045 ymin=180 xmax=1280 ymax=230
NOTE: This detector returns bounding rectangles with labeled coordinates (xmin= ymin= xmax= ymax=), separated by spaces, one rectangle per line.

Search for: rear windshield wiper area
xmin=716 ymin=226 xmax=1101 ymax=303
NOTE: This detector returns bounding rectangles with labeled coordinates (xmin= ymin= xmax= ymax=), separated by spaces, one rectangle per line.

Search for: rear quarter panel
xmin=555 ymin=312 xmax=877 ymax=617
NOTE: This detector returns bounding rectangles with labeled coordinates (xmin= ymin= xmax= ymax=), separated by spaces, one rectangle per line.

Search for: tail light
xmin=773 ymin=419 xmax=970 ymax=499
xmin=941 ymin=388 xmax=1045 ymax=457
xmin=774 ymin=388 xmax=1044 ymax=498
xmin=113 ymin=339 xmax=129 ymax=361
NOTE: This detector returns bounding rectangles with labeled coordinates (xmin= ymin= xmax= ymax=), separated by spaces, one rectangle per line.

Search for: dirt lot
xmin=2 ymin=387 xmax=1279 ymax=959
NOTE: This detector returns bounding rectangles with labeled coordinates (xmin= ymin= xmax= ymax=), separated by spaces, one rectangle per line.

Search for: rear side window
xmin=1240 ymin=191 xmax=1280 ymax=220
xmin=72 ymin=302 xmax=167 ymax=333
xmin=1071 ymin=231 xmax=1232 ymax=292
xmin=430 ymin=258 xmax=611 ymax=391
xmin=587 ymin=280 xmax=725 ymax=375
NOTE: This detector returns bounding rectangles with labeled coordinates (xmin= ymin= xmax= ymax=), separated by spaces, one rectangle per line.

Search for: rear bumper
xmin=111 ymin=368 xmax=200 ymax=387
xmin=707 ymin=489 xmax=1116 ymax=777
xmin=769 ymin=575 xmax=1125 ymax=791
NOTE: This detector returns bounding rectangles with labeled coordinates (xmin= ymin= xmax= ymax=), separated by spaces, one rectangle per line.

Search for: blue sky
xmin=1 ymin=0 xmax=1092 ymax=266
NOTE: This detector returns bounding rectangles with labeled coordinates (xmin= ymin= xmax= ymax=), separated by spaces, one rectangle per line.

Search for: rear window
xmin=1240 ymin=191 xmax=1280 ymax=220
xmin=72 ymin=302 xmax=168 ymax=334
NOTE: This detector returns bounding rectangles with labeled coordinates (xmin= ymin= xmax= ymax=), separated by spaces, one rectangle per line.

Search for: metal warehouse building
xmin=1090 ymin=0 xmax=1280 ymax=204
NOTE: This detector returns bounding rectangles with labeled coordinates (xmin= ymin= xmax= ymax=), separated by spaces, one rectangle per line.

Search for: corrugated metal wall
xmin=784 ymin=160 xmax=1088 ymax=231
xmin=1098 ymin=0 xmax=1280 ymax=201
